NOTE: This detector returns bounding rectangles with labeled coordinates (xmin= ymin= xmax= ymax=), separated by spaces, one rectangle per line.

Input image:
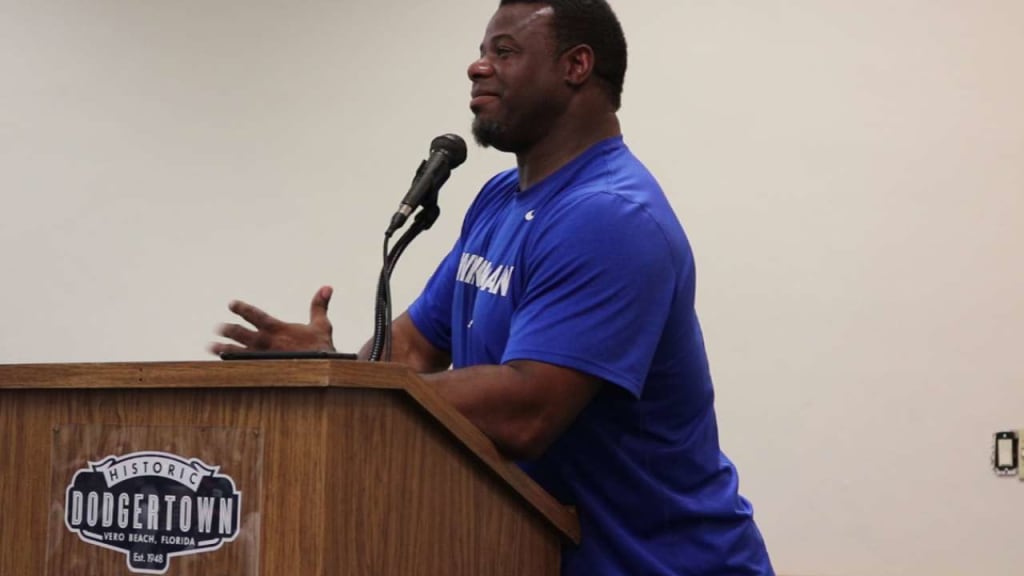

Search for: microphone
xmin=387 ymin=133 xmax=467 ymax=237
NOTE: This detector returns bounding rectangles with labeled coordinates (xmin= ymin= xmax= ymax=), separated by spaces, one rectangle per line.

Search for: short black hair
xmin=499 ymin=0 xmax=627 ymax=110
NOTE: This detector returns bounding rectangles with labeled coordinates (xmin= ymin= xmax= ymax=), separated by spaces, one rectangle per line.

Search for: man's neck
xmin=515 ymin=111 xmax=621 ymax=191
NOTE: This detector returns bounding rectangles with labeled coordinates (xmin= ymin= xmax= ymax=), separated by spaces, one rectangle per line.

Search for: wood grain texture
xmin=0 ymin=362 xmax=579 ymax=575
xmin=0 ymin=361 xmax=579 ymax=544
xmin=46 ymin=424 xmax=264 ymax=575
xmin=1 ymin=387 xmax=324 ymax=576
xmin=385 ymin=364 xmax=581 ymax=544
xmin=324 ymin=389 xmax=561 ymax=576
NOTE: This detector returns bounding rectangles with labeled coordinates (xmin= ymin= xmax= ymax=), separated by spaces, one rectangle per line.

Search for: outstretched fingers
xmin=229 ymin=300 xmax=281 ymax=330
xmin=210 ymin=291 xmax=334 ymax=356
xmin=218 ymin=322 xmax=263 ymax=348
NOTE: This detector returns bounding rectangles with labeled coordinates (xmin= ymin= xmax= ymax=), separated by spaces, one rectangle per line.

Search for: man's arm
xmin=213 ymin=291 xmax=598 ymax=460
xmin=366 ymin=313 xmax=600 ymax=460
xmin=356 ymin=312 xmax=452 ymax=373
xmin=423 ymin=360 xmax=602 ymax=461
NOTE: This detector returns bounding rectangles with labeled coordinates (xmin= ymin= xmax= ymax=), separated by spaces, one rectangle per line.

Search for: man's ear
xmin=562 ymin=44 xmax=595 ymax=87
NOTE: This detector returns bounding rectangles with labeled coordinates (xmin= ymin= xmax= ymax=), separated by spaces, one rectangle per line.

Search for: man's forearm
xmin=357 ymin=312 xmax=452 ymax=372
xmin=421 ymin=360 xmax=601 ymax=461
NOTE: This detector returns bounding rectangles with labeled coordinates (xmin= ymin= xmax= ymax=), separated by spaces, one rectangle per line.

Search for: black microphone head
xmin=430 ymin=133 xmax=468 ymax=169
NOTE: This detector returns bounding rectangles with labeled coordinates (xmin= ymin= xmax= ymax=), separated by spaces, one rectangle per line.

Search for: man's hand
xmin=210 ymin=286 xmax=335 ymax=355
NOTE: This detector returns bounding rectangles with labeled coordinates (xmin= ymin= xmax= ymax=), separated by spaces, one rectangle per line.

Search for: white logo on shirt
xmin=456 ymin=253 xmax=515 ymax=297
xmin=524 ymin=210 xmax=536 ymax=221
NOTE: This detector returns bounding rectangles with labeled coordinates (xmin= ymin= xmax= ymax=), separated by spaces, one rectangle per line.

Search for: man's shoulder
xmin=550 ymin=168 xmax=674 ymax=232
xmin=540 ymin=160 xmax=690 ymax=262
xmin=561 ymin=141 xmax=665 ymax=205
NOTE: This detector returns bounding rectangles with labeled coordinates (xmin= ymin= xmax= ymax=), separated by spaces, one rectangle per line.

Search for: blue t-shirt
xmin=409 ymin=136 xmax=773 ymax=575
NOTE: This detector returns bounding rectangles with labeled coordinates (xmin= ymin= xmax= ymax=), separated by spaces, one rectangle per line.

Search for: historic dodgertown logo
xmin=64 ymin=452 xmax=241 ymax=574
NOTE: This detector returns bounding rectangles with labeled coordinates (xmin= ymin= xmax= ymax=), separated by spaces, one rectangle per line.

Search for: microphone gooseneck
xmin=371 ymin=133 xmax=467 ymax=362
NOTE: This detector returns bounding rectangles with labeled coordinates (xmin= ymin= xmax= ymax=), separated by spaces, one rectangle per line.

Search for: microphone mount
xmin=370 ymin=134 xmax=465 ymax=362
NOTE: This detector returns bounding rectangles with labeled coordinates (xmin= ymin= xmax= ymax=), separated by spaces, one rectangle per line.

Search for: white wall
xmin=2 ymin=2 xmax=1022 ymax=574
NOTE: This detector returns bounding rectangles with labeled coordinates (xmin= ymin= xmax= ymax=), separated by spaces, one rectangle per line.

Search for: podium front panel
xmin=45 ymin=424 xmax=263 ymax=576
xmin=0 ymin=363 xmax=571 ymax=576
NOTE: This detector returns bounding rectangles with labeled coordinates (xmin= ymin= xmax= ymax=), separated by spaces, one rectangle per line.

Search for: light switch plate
xmin=994 ymin=431 xmax=1019 ymax=476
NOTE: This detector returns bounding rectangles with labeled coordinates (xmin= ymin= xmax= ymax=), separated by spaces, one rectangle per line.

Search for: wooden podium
xmin=0 ymin=361 xmax=579 ymax=576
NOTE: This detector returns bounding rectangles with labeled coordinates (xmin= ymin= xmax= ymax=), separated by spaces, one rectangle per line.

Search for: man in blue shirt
xmin=214 ymin=1 xmax=773 ymax=573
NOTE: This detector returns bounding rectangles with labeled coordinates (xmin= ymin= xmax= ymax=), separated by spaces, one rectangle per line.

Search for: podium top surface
xmin=0 ymin=360 xmax=580 ymax=544
xmin=0 ymin=359 xmax=416 ymax=390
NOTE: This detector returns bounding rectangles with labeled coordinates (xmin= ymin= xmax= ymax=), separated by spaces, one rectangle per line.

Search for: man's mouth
xmin=470 ymin=90 xmax=500 ymax=112
xmin=468 ymin=94 xmax=497 ymax=109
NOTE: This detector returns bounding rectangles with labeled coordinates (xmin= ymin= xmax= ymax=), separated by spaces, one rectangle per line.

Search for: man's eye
xmin=496 ymin=47 xmax=514 ymax=57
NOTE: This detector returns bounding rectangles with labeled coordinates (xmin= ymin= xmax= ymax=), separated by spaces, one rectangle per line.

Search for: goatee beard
xmin=471 ymin=117 xmax=506 ymax=149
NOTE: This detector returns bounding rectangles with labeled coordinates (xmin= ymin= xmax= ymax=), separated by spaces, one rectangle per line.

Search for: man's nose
xmin=467 ymin=56 xmax=493 ymax=81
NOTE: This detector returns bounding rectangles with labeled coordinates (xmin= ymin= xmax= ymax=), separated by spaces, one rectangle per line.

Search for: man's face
xmin=468 ymin=4 xmax=569 ymax=152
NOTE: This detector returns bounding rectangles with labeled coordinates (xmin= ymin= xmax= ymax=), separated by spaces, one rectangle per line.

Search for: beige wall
xmin=2 ymin=1 xmax=1022 ymax=574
